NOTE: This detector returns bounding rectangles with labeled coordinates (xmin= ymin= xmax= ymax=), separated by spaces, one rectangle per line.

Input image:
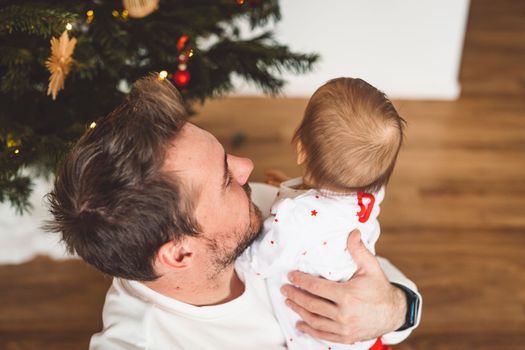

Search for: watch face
xmin=407 ymin=291 xmax=420 ymax=327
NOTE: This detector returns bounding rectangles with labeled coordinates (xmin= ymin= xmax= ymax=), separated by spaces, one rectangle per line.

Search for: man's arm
xmin=377 ymin=257 xmax=422 ymax=345
xmin=281 ymin=230 xmax=421 ymax=345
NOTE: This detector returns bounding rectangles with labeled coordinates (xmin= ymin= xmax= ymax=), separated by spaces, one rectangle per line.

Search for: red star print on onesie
xmin=311 ymin=210 xmax=317 ymax=216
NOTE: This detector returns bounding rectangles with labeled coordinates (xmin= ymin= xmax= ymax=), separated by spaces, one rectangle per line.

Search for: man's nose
xmin=228 ymin=155 xmax=254 ymax=186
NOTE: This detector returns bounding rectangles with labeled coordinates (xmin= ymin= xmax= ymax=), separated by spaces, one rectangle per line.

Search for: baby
xmin=239 ymin=77 xmax=406 ymax=350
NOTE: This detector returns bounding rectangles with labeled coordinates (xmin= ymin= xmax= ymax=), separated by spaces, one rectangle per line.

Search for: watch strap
xmin=391 ymin=282 xmax=420 ymax=331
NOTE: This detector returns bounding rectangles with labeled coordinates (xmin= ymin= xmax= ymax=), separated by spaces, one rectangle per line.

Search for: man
xmin=47 ymin=75 xmax=421 ymax=349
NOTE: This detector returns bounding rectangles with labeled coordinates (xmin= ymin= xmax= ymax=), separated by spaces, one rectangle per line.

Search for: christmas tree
xmin=0 ymin=0 xmax=318 ymax=214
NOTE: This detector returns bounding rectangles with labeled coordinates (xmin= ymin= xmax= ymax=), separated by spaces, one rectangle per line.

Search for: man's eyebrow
xmin=222 ymin=150 xmax=229 ymax=190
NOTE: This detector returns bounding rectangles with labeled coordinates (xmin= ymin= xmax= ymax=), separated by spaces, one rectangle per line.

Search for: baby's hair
xmin=292 ymin=77 xmax=406 ymax=193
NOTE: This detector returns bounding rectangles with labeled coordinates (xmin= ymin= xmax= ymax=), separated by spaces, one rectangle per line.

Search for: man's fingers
xmin=295 ymin=322 xmax=349 ymax=344
xmin=346 ymin=229 xmax=377 ymax=274
xmin=281 ymin=284 xmax=338 ymax=320
xmin=287 ymin=271 xmax=343 ymax=302
xmin=285 ymin=299 xmax=341 ymax=335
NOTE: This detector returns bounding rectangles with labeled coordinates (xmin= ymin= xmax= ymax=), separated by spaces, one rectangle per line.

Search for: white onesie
xmin=239 ymin=177 xmax=385 ymax=350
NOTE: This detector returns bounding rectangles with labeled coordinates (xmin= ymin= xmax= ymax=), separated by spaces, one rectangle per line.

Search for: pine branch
xmin=190 ymin=32 xmax=319 ymax=98
xmin=0 ymin=174 xmax=33 ymax=215
xmin=0 ymin=0 xmax=319 ymax=214
xmin=0 ymin=5 xmax=79 ymax=38
xmin=246 ymin=0 xmax=281 ymax=28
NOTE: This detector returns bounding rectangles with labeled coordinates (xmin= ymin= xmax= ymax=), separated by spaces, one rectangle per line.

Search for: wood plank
xmin=1 ymin=0 xmax=524 ymax=348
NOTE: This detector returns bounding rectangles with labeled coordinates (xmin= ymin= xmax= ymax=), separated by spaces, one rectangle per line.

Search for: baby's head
xmin=293 ymin=77 xmax=405 ymax=193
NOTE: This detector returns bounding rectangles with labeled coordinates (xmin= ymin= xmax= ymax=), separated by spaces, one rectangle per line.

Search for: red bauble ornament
xmin=177 ymin=35 xmax=189 ymax=51
xmin=173 ymin=69 xmax=190 ymax=87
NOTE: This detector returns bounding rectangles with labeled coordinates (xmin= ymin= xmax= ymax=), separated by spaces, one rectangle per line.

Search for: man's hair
xmin=293 ymin=77 xmax=406 ymax=193
xmin=46 ymin=74 xmax=200 ymax=281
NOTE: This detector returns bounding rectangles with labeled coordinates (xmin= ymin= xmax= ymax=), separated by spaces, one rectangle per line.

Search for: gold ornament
xmin=122 ymin=0 xmax=159 ymax=18
xmin=6 ymin=134 xmax=21 ymax=148
xmin=45 ymin=30 xmax=77 ymax=100
xmin=86 ymin=9 xmax=94 ymax=24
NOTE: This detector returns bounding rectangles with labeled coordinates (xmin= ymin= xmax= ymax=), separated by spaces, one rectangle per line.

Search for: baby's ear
xmin=296 ymin=140 xmax=307 ymax=165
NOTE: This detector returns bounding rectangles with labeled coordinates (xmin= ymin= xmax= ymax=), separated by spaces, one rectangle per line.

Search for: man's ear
xmin=296 ymin=140 xmax=307 ymax=165
xmin=155 ymin=238 xmax=194 ymax=271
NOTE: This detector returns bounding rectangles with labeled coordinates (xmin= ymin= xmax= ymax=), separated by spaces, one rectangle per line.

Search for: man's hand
xmin=281 ymin=229 xmax=407 ymax=344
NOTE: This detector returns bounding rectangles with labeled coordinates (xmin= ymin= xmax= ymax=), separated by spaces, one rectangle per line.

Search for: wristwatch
xmin=391 ymin=282 xmax=420 ymax=331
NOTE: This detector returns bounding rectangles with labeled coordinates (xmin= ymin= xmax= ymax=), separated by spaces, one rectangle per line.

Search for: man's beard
xmin=206 ymin=183 xmax=263 ymax=276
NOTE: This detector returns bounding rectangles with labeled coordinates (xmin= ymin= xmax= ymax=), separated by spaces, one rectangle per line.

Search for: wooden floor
xmin=1 ymin=0 xmax=524 ymax=349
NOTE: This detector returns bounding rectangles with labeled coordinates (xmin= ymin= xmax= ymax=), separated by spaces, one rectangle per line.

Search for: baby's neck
xmin=299 ymin=173 xmax=351 ymax=194
xmin=293 ymin=174 xmax=318 ymax=190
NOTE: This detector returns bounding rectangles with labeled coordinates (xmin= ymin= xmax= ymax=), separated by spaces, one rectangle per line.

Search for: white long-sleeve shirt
xmin=90 ymin=182 xmax=421 ymax=350
xmin=90 ymin=267 xmax=286 ymax=350
xmin=90 ymin=259 xmax=418 ymax=350
xmin=239 ymin=178 xmax=402 ymax=350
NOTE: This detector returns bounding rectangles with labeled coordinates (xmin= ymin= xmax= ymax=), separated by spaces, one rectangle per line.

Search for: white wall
xmin=234 ymin=0 xmax=470 ymax=99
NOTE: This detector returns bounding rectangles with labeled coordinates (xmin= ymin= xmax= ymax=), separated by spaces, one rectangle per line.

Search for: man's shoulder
xmin=89 ymin=279 xmax=151 ymax=349
xmin=104 ymin=279 xmax=151 ymax=318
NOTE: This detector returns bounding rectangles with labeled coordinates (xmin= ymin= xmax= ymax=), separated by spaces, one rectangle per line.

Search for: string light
xmin=122 ymin=10 xmax=129 ymax=19
xmin=86 ymin=9 xmax=94 ymax=23
xmin=188 ymin=49 xmax=194 ymax=58
xmin=89 ymin=122 xmax=97 ymax=129
xmin=6 ymin=136 xmax=21 ymax=148
xmin=14 ymin=149 xmax=20 ymax=154
xmin=112 ymin=10 xmax=119 ymax=17
xmin=65 ymin=23 xmax=73 ymax=31
xmin=158 ymin=70 xmax=168 ymax=80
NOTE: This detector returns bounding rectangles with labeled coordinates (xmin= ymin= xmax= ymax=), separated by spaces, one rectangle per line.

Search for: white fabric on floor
xmin=0 ymin=176 xmax=71 ymax=264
